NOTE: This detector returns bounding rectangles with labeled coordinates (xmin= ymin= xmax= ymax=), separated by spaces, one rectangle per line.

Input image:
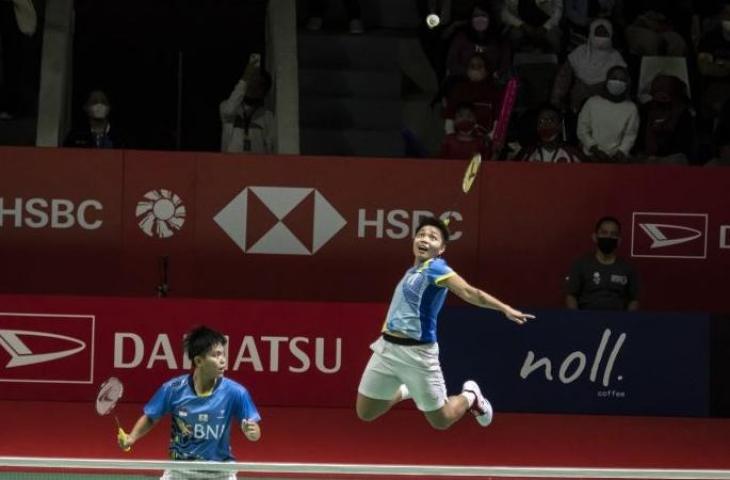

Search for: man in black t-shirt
xmin=565 ymin=216 xmax=639 ymax=311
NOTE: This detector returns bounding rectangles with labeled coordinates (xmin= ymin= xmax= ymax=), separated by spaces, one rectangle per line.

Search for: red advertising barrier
xmin=0 ymin=146 xmax=729 ymax=312
xmin=0 ymin=294 xmax=381 ymax=405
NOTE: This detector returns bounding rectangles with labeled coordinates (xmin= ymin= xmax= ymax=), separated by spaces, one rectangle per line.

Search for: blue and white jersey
xmin=144 ymin=375 xmax=261 ymax=461
xmin=383 ymin=257 xmax=455 ymax=343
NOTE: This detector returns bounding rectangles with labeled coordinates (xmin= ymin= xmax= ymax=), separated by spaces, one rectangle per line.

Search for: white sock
xmin=398 ymin=384 xmax=411 ymax=401
xmin=462 ymin=390 xmax=476 ymax=407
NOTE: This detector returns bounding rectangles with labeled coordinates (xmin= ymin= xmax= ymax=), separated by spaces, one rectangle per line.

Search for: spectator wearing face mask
xmin=551 ymin=19 xmax=626 ymax=115
xmin=439 ymin=103 xmax=490 ymax=160
xmin=443 ymin=54 xmax=503 ymax=135
xmin=220 ymin=55 xmax=276 ymax=154
xmin=637 ymin=75 xmax=694 ymax=165
xmin=565 ymin=216 xmax=639 ymax=311
xmin=577 ymin=65 xmax=639 ymax=163
xmin=63 ymin=90 xmax=126 ymax=148
xmin=501 ymin=0 xmax=564 ymax=53
xmin=515 ymin=105 xmax=584 ymax=162
xmin=446 ymin=3 xmax=511 ymax=80
xmin=698 ymin=5 xmax=730 ymax=121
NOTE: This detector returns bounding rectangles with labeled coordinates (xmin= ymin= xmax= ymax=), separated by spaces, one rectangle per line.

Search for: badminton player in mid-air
xmin=118 ymin=326 xmax=260 ymax=473
xmin=356 ymin=216 xmax=534 ymax=430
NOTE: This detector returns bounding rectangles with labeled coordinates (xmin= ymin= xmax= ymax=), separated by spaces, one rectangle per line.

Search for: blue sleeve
xmin=234 ymin=385 xmax=261 ymax=423
xmin=143 ymin=382 xmax=171 ymax=421
xmin=427 ymin=258 xmax=455 ymax=286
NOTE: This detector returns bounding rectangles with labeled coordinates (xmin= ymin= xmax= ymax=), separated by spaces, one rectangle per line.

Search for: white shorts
xmin=357 ymin=336 xmax=447 ymax=412
xmin=160 ymin=470 xmax=236 ymax=480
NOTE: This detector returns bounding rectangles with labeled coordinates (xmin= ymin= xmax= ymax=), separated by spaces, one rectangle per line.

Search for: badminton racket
xmin=491 ymin=75 xmax=520 ymax=158
xmin=95 ymin=376 xmax=131 ymax=452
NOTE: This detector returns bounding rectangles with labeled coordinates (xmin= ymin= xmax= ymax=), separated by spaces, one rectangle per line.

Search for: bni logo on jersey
xmin=214 ymin=186 xmax=346 ymax=255
xmin=631 ymin=212 xmax=708 ymax=259
xmin=0 ymin=313 xmax=95 ymax=384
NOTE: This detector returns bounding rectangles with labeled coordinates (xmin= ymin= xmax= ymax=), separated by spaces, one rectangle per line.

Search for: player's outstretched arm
xmin=443 ymin=273 xmax=535 ymax=325
xmin=119 ymin=414 xmax=158 ymax=451
xmin=241 ymin=420 xmax=261 ymax=442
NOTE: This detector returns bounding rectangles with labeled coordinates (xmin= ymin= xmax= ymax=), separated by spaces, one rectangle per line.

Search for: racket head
xmin=462 ymin=152 xmax=483 ymax=194
xmin=96 ymin=376 xmax=124 ymax=416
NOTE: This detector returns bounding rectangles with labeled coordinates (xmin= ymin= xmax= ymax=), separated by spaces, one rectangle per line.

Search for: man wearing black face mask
xmin=565 ymin=216 xmax=639 ymax=311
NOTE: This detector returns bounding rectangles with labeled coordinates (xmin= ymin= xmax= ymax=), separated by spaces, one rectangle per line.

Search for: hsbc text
xmin=0 ymin=197 xmax=103 ymax=230
xmin=357 ymin=209 xmax=463 ymax=241
xmin=114 ymin=333 xmax=342 ymax=374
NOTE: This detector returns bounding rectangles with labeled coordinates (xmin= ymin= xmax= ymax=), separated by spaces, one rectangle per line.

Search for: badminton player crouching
xmin=118 ymin=325 xmax=260 ymax=479
xmin=356 ymin=216 xmax=534 ymax=430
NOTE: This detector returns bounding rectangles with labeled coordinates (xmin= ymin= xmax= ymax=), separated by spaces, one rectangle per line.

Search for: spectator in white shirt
xmin=577 ymin=65 xmax=639 ymax=163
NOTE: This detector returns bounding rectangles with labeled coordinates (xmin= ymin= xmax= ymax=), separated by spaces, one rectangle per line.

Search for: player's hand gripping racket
xmin=96 ymin=376 xmax=131 ymax=452
xmin=444 ymin=76 xmax=519 ymax=226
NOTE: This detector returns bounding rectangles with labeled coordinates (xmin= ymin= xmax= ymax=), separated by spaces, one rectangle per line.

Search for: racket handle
xmin=117 ymin=427 xmax=132 ymax=452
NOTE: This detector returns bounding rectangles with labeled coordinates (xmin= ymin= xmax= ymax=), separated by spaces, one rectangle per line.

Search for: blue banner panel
xmin=439 ymin=309 xmax=710 ymax=416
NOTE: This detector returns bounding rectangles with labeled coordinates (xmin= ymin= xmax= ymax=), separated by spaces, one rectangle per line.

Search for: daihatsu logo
xmin=0 ymin=329 xmax=86 ymax=367
xmin=638 ymin=223 xmax=703 ymax=249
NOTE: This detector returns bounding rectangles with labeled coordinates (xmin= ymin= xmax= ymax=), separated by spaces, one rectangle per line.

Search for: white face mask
xmin=591 ymin=36 xmax=612 ymax=50
xmin=89 ymin=103 xmax=110 ymax=119
xmin=467 ymin=68 xmax=487 ymax=82
xmin=606 ymin=79 xmax=627 ymax=96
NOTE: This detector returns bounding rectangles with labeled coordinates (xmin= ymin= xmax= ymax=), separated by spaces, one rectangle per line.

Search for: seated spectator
xmin=564 ymin=0 xmax=620 ymax=47
xmin=697 ymin=4 xmax=730 ymax=120
xmin=0 ymin=0 xmax=37 ymax=119
xmin=577 ymin=65 xmax=640 ymax=162
xmin=514 ymin=105 xmax=584 ymax=162
xmin=637 ymin=74 xmax=694 ymax=164
xmin=565 ymin=216 xmax=639 ymax=311
xmin=439 ymin=103 xmax=490 ymax=159
xmin=305 ymin=0 xmax=364 ymax=34
xmin=220 ymin=56 xmax=275 ymax=154
xmin=446 ymin=2 xmax=511 ymax=79
xmin=552 ymin=19 xmax=626 ymax=115
xmin=501 ymin=0 xmax=563 ymax=53
xmin=63 ymin=90 xmax=126 ymax=148
xmin=443 ymin=54 xmax=503 ymax=134
xmin=623 ymin=0 xmax=691 ymax=56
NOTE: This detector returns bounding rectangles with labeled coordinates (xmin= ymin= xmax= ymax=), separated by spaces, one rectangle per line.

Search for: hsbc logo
xmin=0 ymin=313 xmax=95 ymax=384
xmin=631 ymin=212 xmax=708 ymax=259
xmin=214 ymin=187 xmax=346 ymax=255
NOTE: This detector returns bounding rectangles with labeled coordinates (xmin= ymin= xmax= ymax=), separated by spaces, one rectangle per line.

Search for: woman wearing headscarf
xmin=551 ymin=19 xmax=626 ymax=115
xmin=638 ymin=75 xmax=694 ymax=165
xmin=577 ymin=65 xmax=640 ymax=163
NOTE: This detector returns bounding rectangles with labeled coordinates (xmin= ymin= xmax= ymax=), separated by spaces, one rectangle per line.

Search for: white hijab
xmin=568 ymin=19 xmax=626 ymax=85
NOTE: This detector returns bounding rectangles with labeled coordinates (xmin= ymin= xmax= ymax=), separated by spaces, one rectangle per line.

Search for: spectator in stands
xmin=439 ymin=102 xmax=490 ymax=159
xmin=501 ymin=0 xmax=563 ymax=53
xmin=0 ymin=0 xmax=36 ymax=120
xmin=514 ymin=105 xmax=584 ymax=162
xmin=443 ymin=53 xmax=503 ymax=134
xmin=219 ymin=55 xmax=275 ymax=154
xmin=637 ymin=74 xmax=695 ymax=164
xmin=565 ymin=216 xmax=639 ymax=311
xmin=698 ymin=4 xmax=730 ymax=120
xmin=305 ymin=0 xmax=364 ymax=34
xmin=446 ymin=2 xmax=511 ymax=79
xmin=564 ymin=0 xmax=620 ymax=48
xmin=551 ymin=19 xmax=626 ymax=116
xmin=623 ymin=0 xmax=691 ymax=56
xmin=63 ymin=90 xmax=127 ymax=149
xmin=577 ymin=65 xmax=639 ymax=162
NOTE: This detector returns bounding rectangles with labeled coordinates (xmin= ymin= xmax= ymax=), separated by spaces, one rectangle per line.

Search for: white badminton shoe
xmin=463 ymin=380 xmax=493 ymax=427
